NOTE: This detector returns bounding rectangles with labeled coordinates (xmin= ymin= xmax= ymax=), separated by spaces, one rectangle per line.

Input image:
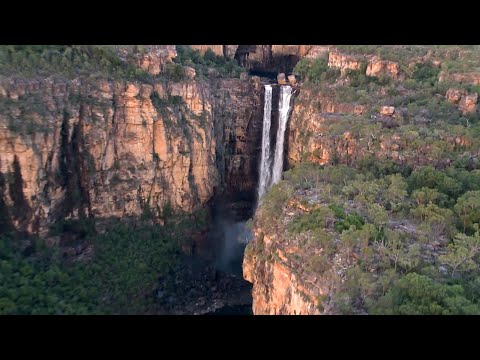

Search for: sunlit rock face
xmin=0 ymin=75 xmax=263 ymax=234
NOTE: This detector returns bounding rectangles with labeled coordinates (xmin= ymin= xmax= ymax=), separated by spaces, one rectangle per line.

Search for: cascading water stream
xmin=257 ymin=85 xmax=273 ymax=200
xmin=271 ymin=85 xmax=293 ymax=185
xmin=257 ymin=84 xmax=293 ymax=203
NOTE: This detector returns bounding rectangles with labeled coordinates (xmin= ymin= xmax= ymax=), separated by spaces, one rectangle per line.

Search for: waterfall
xmin=257 ymin=85 xmax=273 ymax=200
xmin=271 ymin=85 xmax=293 ymax=185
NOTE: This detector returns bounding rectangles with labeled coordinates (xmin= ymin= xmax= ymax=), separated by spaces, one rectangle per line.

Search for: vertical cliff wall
xmin=0 ymin=75 xmax=263 ymax=234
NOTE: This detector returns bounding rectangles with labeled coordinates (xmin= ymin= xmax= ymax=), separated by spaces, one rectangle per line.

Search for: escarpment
xmin=3 ymin=45 xmax=480 ymax=316
xmin=243 ymin=45 xmax=480 ymax=315
xmin=0 ymin=75 xmax=263 ymax=235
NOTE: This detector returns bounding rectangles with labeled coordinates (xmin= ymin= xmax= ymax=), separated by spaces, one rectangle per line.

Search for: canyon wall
xmin=0 ymin=75 xmax=263 ymax=235
xmin=243 ymin=228 xmax=324 ymax=315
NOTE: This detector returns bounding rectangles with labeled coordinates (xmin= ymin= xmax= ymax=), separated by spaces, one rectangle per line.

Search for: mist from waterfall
xmin=257 ymin=85 xmax=273 ymax=200
xmin=271 ymin=85 xmax=293 ymax=185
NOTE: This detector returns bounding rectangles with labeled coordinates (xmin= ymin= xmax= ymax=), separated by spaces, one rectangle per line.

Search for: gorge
xmin=1 ymin=45 xmax=480 ymax=315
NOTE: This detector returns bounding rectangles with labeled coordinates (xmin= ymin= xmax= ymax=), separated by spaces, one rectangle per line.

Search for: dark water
xmin=202 ymin=199 xmax=254 ymax=314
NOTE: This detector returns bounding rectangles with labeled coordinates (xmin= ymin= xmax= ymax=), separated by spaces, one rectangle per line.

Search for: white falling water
xmin=271 ymin=85 xmax=293 ymax=185
xmin=257 ymin=85 xmax=273 ymax=200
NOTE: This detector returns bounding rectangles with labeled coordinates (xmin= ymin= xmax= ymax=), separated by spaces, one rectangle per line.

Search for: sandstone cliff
xmin=286 ymin=85 xmax=475 ymax=170
xmin=0 ymin=75 xmax=262 ymax=234
xmin=243 ymin=228 xmax=324 ymax=315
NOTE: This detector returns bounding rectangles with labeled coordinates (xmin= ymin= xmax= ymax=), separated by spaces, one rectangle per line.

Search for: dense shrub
xmin=174 ymin=45 xmax=243 ymax=79
xmin=0 ymin=216 xmax=200 ymax=314
xmin=369 ymin=273 xmax=480 ymax=315
xmin=294 ymin=58 xmax=339 ymax=84
xmin=0 ymin=45 xmax=150 ymax=81
xmin=412 ymin=62 xmax=441 ymax=85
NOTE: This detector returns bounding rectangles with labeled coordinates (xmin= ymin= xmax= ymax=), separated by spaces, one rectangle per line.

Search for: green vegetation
xmin=255 ymin=159 xmax=480 ymax=314
xmin=0 ymin=209 xmax=208 ymax=314
xmin=335 ymin=45 xmax=480 ymax=71
xmin=294 ymin=58 xmax=339 ymax=84
xmin=289 ymin=207 xmax=335 ymax=234
xmin=370 ymin=273 xmax=480 ymax=315
xmin=174 ymin=46 xmax=244 ymax=79
xmin=412 ymin=62 xmax=441 ymax=85
xmin=0 ymin=45 xmax=151 ymax=81
xmin=0 ymin=45 xmax=244 ymax=82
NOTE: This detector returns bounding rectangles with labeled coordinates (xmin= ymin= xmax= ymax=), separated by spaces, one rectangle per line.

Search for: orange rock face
xmin=134 ymin=46 xmax=177 ymax=75
xmin=366 ymin=57 xmax=399 ymax=80
xmin=460 ymin=93 xmax=478 ymax=114
xmin=271 ymin=45 xmax=313 ymax=58
xmin=380 ymin=106 xmax=395 ymax=116
xmin=287 ymin=86 xmax=470 ymax=170
xmin=446 ymin=88 xmax=478 ymax=114
xmin=304 ymin=46 xmax=331 ymax=60
xmin=328 ymin=51 xmax=362 ymax=75
xmin=243 ymin=232 xmax=323 ymax=315
xmin=0 ymin=76 xmax=262 ymax=234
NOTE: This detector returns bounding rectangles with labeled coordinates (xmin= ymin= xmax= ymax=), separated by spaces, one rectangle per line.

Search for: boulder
xmin=380 ymin=106 xmax=395 ymax=116
xmin=446 ymin=88 xmax=465 ymax=104
xmin=288 ymin=74 xmax=297 ymax=86
xmin=251 ymin=76 xmax=262 ymax=91
xmin=185 ymin=66 xmax=196 ymax=79
xmin=277 ymin=73 xmax=287 ymax=85
xmin=446 ymin=88 xmax=478 ymax=114
xmin=460 ymin=93 xmax=478 ymax=114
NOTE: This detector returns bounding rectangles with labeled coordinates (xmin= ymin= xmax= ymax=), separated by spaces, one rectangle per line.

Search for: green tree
xmin=384 ymin=174 xmax=408 ymax=212
xmin=203 ymin=48 xmax=217 ymax=63
xmin=367 ymin=203 xmax=388 ymax=240
xmin=412 ymin=187 xmax=441 ymax=206
xmin=378 ymin=229 xmax=404 ymax=272
xmin=439 ymin=225 xmax=480 ymax=277
xmin=370 ymin=273 xmax=480 ymax=315
xmin=410 ymin=203 xmax=454 ymax=242
xmin=408 ymin=166 xmax=461 ymax=200
xmin=454 ymin=191 xmax=480 ymax=233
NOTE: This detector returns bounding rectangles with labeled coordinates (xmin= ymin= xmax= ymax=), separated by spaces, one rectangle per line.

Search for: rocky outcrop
xmin=132 ymin=46 xmax=177 ymax=75
xmin=288 ymin=74 xmax=297 ymax=86
xmin=0 ymin=76 xmax=262 ymax=234
xmin=272 ymin=45 xmax=313 ymax=58
xmin=304 ymin=46 xmax=331 ymax=59
xmin=446 ymin=88 xmax=478 ymax=114
xmin=224 ymin=45 xmax=239 ymax=59
xmin=243 ymin=229 xmax=323 ymax=315
xmin=287 ymin=86 xmax=472 ymax=168
xmin=115 ymin=45 xmax=177 ymax=75
xmin=366 ymin=57 xmax=399 ymax=80
xmin=277 ymin=73 xmax=287 ymax=85
xmin=185 ymin=67 xmax=196 ymax=79
xmin=328 ymin=51 xmax=363 ymax=75
xmin=380 ymin=106 xmax=395 ymax=116
xmin=461 ymin=93 xmax=478 ymax=114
